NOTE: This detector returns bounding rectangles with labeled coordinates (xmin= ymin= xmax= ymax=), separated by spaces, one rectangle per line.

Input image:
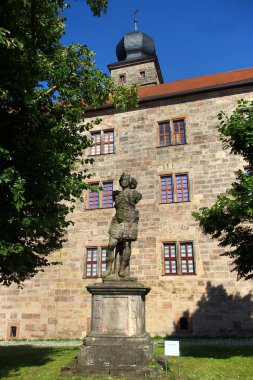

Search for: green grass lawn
xmin=0 ymin=343 xmax=252 ymax=380
xmin=156 ymin=343 xmax=253 ymax=380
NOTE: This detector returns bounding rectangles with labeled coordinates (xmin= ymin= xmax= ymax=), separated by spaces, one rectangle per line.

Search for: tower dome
xmin=116 ymin=31 xmax=157 ymax=62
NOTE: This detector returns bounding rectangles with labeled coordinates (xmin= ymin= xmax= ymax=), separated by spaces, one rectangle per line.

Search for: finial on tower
xmin=134 ymin=10 xmax=139 ymax=31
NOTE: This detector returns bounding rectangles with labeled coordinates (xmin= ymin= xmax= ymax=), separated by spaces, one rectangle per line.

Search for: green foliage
xmin=0 ymin=0 xmax=138 ymax=285
xmin=86 ymin=0 xmax=109 ymax=16
xmin=193 ymin=100 xmax=253 ymax=280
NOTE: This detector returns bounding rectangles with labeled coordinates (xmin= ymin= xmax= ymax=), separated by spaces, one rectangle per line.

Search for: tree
xmin=0 ymin=0 xmax=138 ymax=285
xmin=193 ymin=100 xmax=253 ymax=280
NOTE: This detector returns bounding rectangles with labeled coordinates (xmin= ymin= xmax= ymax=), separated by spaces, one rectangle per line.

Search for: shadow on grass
xmin=156 ymin=342 xmax=253 ymax=360
xmin=0 ymin=345 xmax=75 ymax=378
xmin=180 ymin=344 xmax=253 ymax=359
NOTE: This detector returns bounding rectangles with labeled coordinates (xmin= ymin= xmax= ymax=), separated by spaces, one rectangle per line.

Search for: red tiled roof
xmin=138 ymin=67 xmax=253 ymax=100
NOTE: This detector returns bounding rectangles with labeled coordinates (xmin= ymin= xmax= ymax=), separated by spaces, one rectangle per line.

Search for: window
xmin=175 ymin=174 xmax=189 ymax=202
xmin=86 ymin=248 xmax=98 ymax=278
xmin=164 ymin=243 xmax=177 ymax=274
xmin=180 ymin=242 xmax=195 ymax=274
xmin=91 ymin=132 xmax=101 ymax=155
xmin=242 ymin=110 xmax=250 ymax=120
xmin=139 ymin=71 xmax=145 ymax=78
xmin=161 ymin=176 xmax=173 ymax=203
xmin=101 ymin=247 xmax=107 ymax=274
xmin=173 ymin=119 xmax=186 ymax=145
xmin=104 ymin=130 xmax=114 ymax=154
xmin=10 ymin=326 xmax=17 ymax=338
xmin=179 ymin=317 xmax=188 ymax=330
xmin=244 ymin=166 xmax=252 ymax=195
xmin=118 ymin=74 xmax=126 ymax=83
xmin=90 ymin=130 xmax=114 ymax=156
xmin=103 ymin=182 xmax=113 ymax=208
xmin=244 ymin=166 xmax=252 ymax=175
xmin=88 ymin=181 xmax=113 ymax=209
xmin=84 ymin=246 xmax=107 ymax=278
xmin=161 ymin=174 xmax=189 ymax=203
xmin=89 ymin=183 xmax=99 ymax=209
xmin=158 ymin=119 xmax=186 ymax=146
xmin=159 ymin=122 xmax=170 ymax=147
xmin=163 ymin=242 xmax=195 ymax=275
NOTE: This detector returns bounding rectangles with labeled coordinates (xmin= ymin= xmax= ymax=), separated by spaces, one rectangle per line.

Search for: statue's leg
xmin=115 ymin=240 xmax=123 ymax=273
xmin=118 ymin=240 xmax=131 ymax=278
xmin=102 ymin=237 xmax=118 ymax=278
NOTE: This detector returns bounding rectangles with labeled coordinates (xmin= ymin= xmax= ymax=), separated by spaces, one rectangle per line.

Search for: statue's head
xmin=130 ymin=177 xmax=138 ymax=189
xmin=119 ymin=173 xmax=130 ymax=189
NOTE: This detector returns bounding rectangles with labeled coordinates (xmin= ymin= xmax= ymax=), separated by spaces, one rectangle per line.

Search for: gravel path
xmin=155 ymin=338 xmax=253 ymax=345
xmin=0 ymin=340 xmax=82 ymax=347
xmin=0 ymin=338 xmax=253 ymax=346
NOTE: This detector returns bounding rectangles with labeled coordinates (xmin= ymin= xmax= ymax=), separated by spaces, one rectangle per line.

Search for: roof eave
xmin=84 ymin=80 xmax=253 ymax=114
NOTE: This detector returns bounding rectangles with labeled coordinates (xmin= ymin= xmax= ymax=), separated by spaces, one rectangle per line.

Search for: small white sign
xmin=165 ymin=340 xmax=180 ymax=356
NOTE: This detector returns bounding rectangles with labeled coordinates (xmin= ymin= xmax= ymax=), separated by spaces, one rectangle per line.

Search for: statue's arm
xmin=112 ymin=190 xmax=120 ymax=201
xmin=134 ymin=191 xmax=142 ymax=204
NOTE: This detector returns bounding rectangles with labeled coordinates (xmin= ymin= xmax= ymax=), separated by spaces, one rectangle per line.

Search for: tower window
xmin=118 ymin=74 xmax=126 ymax=83
xmin=139 ymin=71 xmax=145 ymax=78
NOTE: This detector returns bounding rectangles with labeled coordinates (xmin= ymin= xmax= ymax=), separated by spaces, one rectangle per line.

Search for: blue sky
xmin=62 ymin=0 xmax=253 ymax=83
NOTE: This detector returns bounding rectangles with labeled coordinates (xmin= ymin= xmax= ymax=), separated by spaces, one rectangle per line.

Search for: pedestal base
xmin=61 ymin=362 xmax=163 ymax=380
xmin=61 ymin=281 xmax=163 ymax=379
xmin=79 ymin=334 xmax=153 ymax=366
xmin=62 ymin=333 xmax=162 ymax=379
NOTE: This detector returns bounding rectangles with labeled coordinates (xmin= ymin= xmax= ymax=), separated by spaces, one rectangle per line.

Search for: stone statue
xmin=103 ymin=173 xmax=142 ymax=279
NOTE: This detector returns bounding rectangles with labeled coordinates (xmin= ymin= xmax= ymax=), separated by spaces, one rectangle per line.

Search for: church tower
xmin=108 ymin=24 xmax=163 ymax=86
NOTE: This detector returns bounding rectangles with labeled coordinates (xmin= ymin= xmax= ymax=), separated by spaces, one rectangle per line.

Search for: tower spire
xmin=133 ymin=10 xmax=139 ymax=31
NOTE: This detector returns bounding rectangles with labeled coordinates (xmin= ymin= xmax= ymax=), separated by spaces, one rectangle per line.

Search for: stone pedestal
xmin=62 ymin=280 xmax=162 ymax=379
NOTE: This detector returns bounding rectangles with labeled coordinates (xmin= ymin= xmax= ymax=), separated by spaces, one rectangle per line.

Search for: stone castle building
xmin=1 ymin=29 xmax=253 ymax=340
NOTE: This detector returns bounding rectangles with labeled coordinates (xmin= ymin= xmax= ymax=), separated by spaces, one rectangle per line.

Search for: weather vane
xmin=133 ymin=10 xmax=139 ymax=31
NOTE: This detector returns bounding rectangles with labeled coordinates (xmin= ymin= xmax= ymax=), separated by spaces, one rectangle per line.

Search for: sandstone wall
xmin=0 ymin=87 xmax=252 ymax=339
xmin=110 ymin=60 xmax=160 ymax=86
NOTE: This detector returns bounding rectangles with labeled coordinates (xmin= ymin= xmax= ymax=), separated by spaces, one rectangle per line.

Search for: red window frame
xmin=175 ymin=174 xmax=189 ymax=202
xmin=86 ymin=248 xmax=98 ymax=278
xmin=163 ymin=243 xmax=177 ymax=275
xmin=104 ymin=130 xmax=114 ymax=154
xmin=102 ymin=182 xmax=113 ymax=208
xmin=89 ymin=183 xmax=99 ymax=209
xmin=173 ymin=119 xmax=186 ymax=145
xmin=90 ymin=131 xmax=101 ymax=156
xmin=180 ymin=243 xmax=195 ymax=275
xmin=161 ymin=176 xmax=173 ymax=203
xmin=159 ymin=122 xmax=170 ymax=147
xmin=158 ymin=119 xmax=186 ymax=147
